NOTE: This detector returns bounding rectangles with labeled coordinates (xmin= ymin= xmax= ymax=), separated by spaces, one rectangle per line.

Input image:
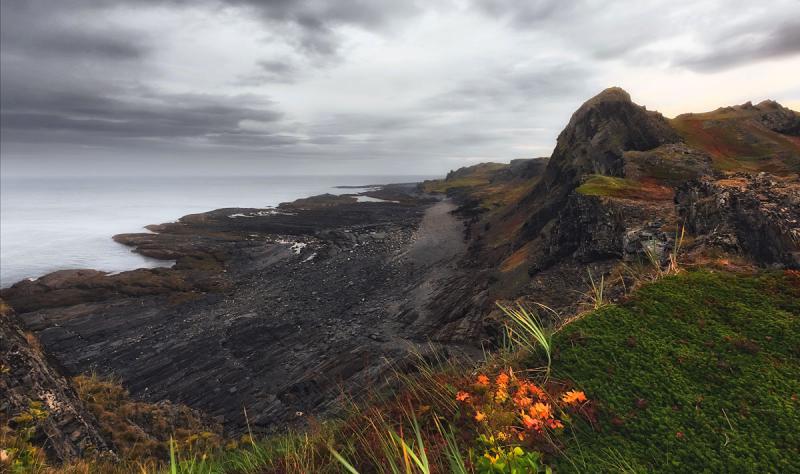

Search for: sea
xmin=0 ymin=174 xmax=432 ymax=287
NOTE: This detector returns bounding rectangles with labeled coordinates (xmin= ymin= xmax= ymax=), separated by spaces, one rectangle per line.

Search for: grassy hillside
xmin=551 ymin=270 xmax=800 ymax=472
xmin=670 ymin=107 xmax=800 ymax=174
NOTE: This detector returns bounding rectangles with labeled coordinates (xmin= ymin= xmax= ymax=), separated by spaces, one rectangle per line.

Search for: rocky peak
xmin=515 ymin=88 xmax=678 ymax=241
xmin=547 ymin=87 xmax=678 ymax=182
xmin=751 ymin=101 xmax=800 ymax=136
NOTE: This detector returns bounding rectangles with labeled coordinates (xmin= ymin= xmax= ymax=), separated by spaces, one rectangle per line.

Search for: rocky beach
xmin=1 ymin=183 xmax=487 ymax=434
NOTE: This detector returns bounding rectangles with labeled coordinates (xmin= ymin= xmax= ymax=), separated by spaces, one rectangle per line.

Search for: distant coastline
xmin=0 ymin=174 xmax=435 ymax=287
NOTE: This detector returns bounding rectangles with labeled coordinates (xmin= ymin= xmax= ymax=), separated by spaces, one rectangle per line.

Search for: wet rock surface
xmin=2 ymin=185 xmax=482 ymax=433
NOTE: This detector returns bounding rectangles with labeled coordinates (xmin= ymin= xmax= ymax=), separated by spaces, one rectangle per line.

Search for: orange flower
xmin=547 ymin=419 xmax=564 ymax=430
xmin=514 ymin=395 xmax=533 ymax=408
xmin=476 ymin=374 xmax=490 ymax=387
xmin=528 ymin=384 xmax=546 ymax=400
xmin=522 ymin=414 xmax=543 ymax=432
xmin=496 ymin=373 xmax=510 ymax=386
xmin=561 ymin=390 xmax=587 ymax=405
xmin=530 ymin=402 xmax=552 ymax=420
xmin=455 ymin=391 xmax=471 ymax=402
xmin=518 ymin=381 xmax=546 ymax=400
xmin=474 ymin=410 xmax=487 ymax=422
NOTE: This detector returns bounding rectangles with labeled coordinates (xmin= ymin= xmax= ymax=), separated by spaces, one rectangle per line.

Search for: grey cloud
xmin=212 ymin=0 xmax=421 ymax=57
xmin=1 ymin=68 xmax=285 ymax=147
xmin=3 ymin=27 xmax=149 ymax=60
xmin=471 ymin=0 xmax=800 ymax=72
xmin=679 ymin=21 xmax=800 ymax=72
xmin=237 ymin=59 xmax=299 ymax=85
xmin=432 ymin=62 xmax=592 ymax=111
xmin=0 ymin=1 xmax=151 ymax=61
xmin=473 ymin=0 xmax=585 ymax=25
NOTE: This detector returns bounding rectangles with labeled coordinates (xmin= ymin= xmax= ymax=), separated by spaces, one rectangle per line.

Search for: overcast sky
xmin=1 ymin=0 xmax=799 ymax=177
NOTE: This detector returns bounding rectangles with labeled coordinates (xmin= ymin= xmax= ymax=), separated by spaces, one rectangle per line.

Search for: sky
xmin=1 ymin=0 xmax=799 ymax=177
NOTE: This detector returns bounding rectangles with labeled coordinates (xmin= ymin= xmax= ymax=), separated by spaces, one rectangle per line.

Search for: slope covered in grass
xmin=575 ymin=175 xmax=672 ymax=200
xmin=550 ymin=270 xmax=800 ymax=472
xmin=670 ymin=103 xmax=800 ymax=174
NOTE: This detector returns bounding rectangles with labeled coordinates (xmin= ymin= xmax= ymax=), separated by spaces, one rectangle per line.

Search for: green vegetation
xmin=576 ymin=175 xmax=672 ymax=200
xmin=421 ymin=163 xmax=509 ymax=195
xmin=550 ymin=270 xmax=800 ymax=472
xmin=422 ymin=176 xmax=493 ymax=194
xmin=670 ymin=115 xmax=800 ymax=174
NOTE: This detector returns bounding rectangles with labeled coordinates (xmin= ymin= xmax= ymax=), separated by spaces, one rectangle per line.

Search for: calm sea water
xmin=0 ymin=175 xmax=430 ymax=287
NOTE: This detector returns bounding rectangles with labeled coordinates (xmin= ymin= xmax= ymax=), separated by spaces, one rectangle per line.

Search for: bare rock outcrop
xmin=1 ymin=303 xmax=112 ymax=463
xmin=676 ymin=173 xmax=800 ymax=268
xmin=517 ymin=87 xmax=679 ymax=243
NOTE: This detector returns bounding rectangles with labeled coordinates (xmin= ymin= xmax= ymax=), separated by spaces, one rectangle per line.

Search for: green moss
xmin=548 ymin=271 xmax=800 ymax=472
xmin=576 ymin=175 xmax=642 ymax=197
xmin=422 ymin=176 xmax=491 ymax=193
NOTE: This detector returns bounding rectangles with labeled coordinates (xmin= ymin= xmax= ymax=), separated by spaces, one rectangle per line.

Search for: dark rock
xmin=0 ymin=304 xmax=113 ymax=463
xmin=3 ymin=191 xmax=481 ymax=435
xmin=676 ymin=174 xmax=800 ymax=268
xmin=516 ymin=87 xmax=679 ymax=244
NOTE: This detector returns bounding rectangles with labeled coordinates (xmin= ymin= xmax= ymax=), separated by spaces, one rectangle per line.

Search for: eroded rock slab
xmin=3 ymin=188 xmax=481 ymax=434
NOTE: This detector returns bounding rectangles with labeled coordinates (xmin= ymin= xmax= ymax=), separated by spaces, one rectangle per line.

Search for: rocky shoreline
xmin=1 ymin=183 xmax=487 ymax=434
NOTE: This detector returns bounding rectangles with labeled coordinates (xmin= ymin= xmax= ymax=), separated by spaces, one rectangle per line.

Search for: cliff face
xmin=676 ymin=173 xmax=800 ymax=268
xmin=0 ymin=303 xmax=111 ymax=463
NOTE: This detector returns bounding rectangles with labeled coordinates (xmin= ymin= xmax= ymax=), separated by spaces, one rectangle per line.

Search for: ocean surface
xmin=0 ymin=175 xmax=431 ymax=287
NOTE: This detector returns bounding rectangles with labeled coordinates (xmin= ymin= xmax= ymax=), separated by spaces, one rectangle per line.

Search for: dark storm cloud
xmin=3 ymin=27 xmax=149 ymax=60
xmin=1 ymin=63 xmax=285 ymax=146
xmin=0 ymin=0 xmax=151 ymax=60
xmin=679 ymin=21 xmax=800 ymax=72
xmin=0 ymin=0 xmax=425 ymax=154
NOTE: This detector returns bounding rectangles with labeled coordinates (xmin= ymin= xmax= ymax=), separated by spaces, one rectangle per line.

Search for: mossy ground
xmin=575 ymin=175 xmax=672 ymax=200
xmin=548 ymin=270 xmax=800 ymax=472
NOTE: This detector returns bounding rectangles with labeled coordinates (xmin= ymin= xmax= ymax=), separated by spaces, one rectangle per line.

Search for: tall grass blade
xmin=169 ymin=437 xmax=177 ymax=474
xmin=497 ymin=302 xmax=554 ymax=378
xmin=329 ymin=446 xmax=361 ymax=474
xmin=433 ymin=418 xmax=468 ymax=474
